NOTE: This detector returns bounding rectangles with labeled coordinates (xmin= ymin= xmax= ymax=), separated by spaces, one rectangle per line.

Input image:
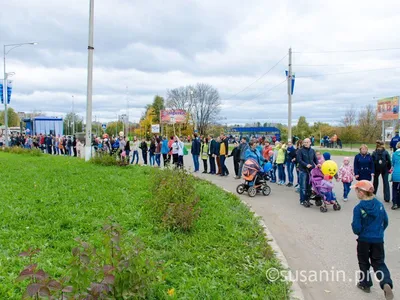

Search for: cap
xmin=351 ymin=180 xmax=374 ymax=193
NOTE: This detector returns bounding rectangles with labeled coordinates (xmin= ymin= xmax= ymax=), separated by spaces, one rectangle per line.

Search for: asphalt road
xmin=183 ymin=155 xmax=399 ymax=300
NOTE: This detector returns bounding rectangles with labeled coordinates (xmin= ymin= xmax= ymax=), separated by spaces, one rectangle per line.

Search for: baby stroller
xmin=236 ymin=159 xmax=272 ymax=197
xmin=309 ymin=168 xmax=341 ymax=213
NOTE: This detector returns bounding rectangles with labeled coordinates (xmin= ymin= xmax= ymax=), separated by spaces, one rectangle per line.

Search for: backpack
xmin=375 ymin=150 xmax=388 ymax=170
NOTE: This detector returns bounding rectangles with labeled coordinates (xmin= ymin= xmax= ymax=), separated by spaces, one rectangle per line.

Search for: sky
xmin=1 ymin=0 xmax=400 ymax=125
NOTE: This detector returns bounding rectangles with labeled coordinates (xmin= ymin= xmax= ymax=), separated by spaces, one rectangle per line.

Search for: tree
xmin=358 ymin=105 xmax=381 ymax=143
xmin=192 ymin=83 xmax=221 ymax=135
xmin=0 ymin=107 xmax=20 ymax=127
xmin=63 ymin=112 xmax=83 ymax=135
xmin=276 ymin=123 xmax=288 ymax=142
xmin=293 ymin=116 xmax=310 ymax=139
xmin=340 ymin=106 xmax=360 ymax=148
xmin=105 ymin=121 xmax=123 ymax=138
xmin=151 ymin=95 xmax=165 ymax=123
xmin=311 ymin=122 xmax=335 ymax=141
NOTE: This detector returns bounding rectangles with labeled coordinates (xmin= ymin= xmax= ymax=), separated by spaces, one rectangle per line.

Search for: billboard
xmin=376 ymin=96 xmax=399 ymax=121
xmin=160 ymin=109 xmax=187 ymax=124
xmin=151 ymin=124 xmax=160 ymax=133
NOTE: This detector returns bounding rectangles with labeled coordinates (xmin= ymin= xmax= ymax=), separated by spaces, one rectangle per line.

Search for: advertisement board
xmin=151 ymin=124 xmax=160 ymax=133
xmin=160 ymin=109 xmax=186 ymax=124
xmin=377 ymin=96 xmax=399 ymax=121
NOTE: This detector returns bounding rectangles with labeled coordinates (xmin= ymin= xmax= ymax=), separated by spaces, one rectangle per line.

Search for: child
xmin=319 ymin=174 xmax=336 ymax=204
xmin=316 ymin=151 xmax=325 ymax=166
xmin=338 ymin=157 xmax=354 ymax=201
xmin=268 ymin=150 xmax=276 ymax=183
xmin=351 ymin=180 xmax=394 ymax=299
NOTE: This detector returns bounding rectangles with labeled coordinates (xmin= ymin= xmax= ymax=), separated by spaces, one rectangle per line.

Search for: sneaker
xmin=357 ymin=283 xmax=371 ymax=293
xmin=270 ymin=180 xmax=276 ymax=183
xmin=286 ymin=183 xmax=293 ymax=187
xmin=294 ymin=184 xmax=299 ymax=188
xmin=302 ymin=201 xmax=310 ymax=208
xmin=391 ymin=204 xmax=398 ymax=210
xmin=343 ymin=198 xmax=348 ymax=202
xmin=235 ymin=176 xmax=241 ymax=179
xmin=383 ymin=284 xmax=394 ymax=300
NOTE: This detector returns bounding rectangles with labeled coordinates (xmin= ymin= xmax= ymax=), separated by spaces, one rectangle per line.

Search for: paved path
xmin=183 ymin=155 xmax=399 ymax=300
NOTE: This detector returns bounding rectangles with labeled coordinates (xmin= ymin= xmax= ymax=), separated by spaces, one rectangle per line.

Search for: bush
xmin=149 ymin=168 xmax=201 ymax=231
xmin=90 ymin=151 xmax=129 ymax=167
xmin=0 ymin=147 xmax=42 ymax=156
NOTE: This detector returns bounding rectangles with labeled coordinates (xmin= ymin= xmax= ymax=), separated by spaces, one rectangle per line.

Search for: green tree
xmin=276 ymin=123 xmax=288 ymax=142
xmin=105 ymin=121 xmax=123 ymax=138
xmin=151 ymin=95 xmax=165 ymax=123
xmin=0 ymin=107 xmax=20 ymax=127
xmin=293 ymin=116 xmax=310 ymax=139
xmin=63 ymin=112 xmax=83 ymax=135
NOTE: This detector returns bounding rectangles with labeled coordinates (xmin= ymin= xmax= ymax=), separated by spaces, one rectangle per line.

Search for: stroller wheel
xmin=248 ymin=187 xmax=257 ymax=197
xmin=262 ymin=185 xmax=271 ymax=196
xmin=236 ymin=184 xmax=245 ymax=195
xmin=315 ymin=199 xmax=323 ymax=207
xmin=320 ymin=206 xmax=328 ymax=213
xmin=333 ymin=203 xmax=341 ymax=211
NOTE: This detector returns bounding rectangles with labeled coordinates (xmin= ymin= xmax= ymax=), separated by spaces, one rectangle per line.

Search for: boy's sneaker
xmin=383 ymin=284 xmax=394 ymax=300
xmin=357 ymin=283 xmax=371 ymax=293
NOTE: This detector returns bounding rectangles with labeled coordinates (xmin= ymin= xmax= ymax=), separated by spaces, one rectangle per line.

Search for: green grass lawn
xmin=0 ymin=152 xmax=289 ymax=299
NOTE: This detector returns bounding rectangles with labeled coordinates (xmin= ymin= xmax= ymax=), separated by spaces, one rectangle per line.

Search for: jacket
xmin=191 ymin=138 xmax=201 ymax=155
xmin=338 ymin=164 xmax=354 ymax=183
xmin=391 ymin=149 xmax=400 ymax=182
xmin=130 ymin=141 xmax=139 ymax=152
xmin=161 ymin=139 xmax=169 ymax=154
xmin=239 ymin=142 xmax=249 ymax=160
xmin=155 ymin=142 xmax=161 ymax=154
xmin=296 ymin=147 xmax=318 ymax=172
xmin=244 ymin=148 xmax=264 ymax=166
xmin=352 ymin=198 xmax=388 ymax=243
xmin=354 ymin=153 xmax=374 ymax=180
xmin=201 ymin=143 xmax=209 ymax=160
xmin=209 ymin=139 xmax=219 ymax=156
xmin=229 ymin=145 xmax=241 ymax=162
xmin=276 ymin=144 xmax=287 ymax=164
xmin=286 ymin=145 xmax=296 ymax=162
xmin=219 ymin=138 xmax=229 ymax=156
xmin=139 ymin=141 xmax=148 ymax=152
xmin=390 ymin=134 xmax=400 ymax=150
xmin=149 ymin=143 xmax=156 ymax=154
xmin=371 ymin=149 xmax=391 ymax=172
xmin=318 ymin=179 xmax=334 ymax=194
xmin=262 ymin=145 xmax=273 ymax=161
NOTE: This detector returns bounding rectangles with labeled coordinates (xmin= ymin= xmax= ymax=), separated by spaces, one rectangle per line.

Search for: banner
xmin=7 ymin=80 xmax=13 ymax=104
xmin=385 ymin=127 xmax=394 ymax=142
xmin=376 ymin=96 xmax=399 ymax=121
xmin=0 ymin=82 xmax=3 ymax=104
xmin=151 ymin=124 xmax=160 ymax=133
xmin=160 ymin=109 xmax=187 ymax=124
xmin=285 ymin=70 xmax=295 ymax=95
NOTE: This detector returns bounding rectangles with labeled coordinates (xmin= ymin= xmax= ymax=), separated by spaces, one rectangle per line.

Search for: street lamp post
xmin=3 ymin=42 xmax=37 ymax=147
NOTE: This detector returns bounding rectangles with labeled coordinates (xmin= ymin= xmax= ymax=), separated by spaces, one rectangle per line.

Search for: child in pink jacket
xmin=338 ymin=157 xmax=354 ymax=201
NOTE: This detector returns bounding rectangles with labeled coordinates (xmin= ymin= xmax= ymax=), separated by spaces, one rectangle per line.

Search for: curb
xmin=223 ymin=188 xmax=305 ymax=300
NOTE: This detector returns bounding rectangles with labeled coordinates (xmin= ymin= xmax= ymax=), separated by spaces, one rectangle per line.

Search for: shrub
xmin=16 ymin=218 xmax=161 ymax=299
xmin=90 ymin=151 xmax=129 ymax=167
xmin=149 ymin=168 xmax=201 ymax=231
xmin=0 ymin=147 xmax=42 ymax=156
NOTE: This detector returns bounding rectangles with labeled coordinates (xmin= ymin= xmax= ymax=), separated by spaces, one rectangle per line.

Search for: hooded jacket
xmin=391 ymin=149 xmax=400 ymax=182
xmin=390 ymin=133 xmax=400 ymax=150
xmin=244 ymin=148 xmax=264 ymax=166
xmin=352 ymin=198 xmax=388 ymax=243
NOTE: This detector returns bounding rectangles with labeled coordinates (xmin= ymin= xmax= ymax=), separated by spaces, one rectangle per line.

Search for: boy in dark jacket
xmin=351 ymin=180 xmax=393 ymax=299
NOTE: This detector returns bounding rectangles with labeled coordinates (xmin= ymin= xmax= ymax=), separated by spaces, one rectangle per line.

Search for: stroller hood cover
xmin=242 ymin=158 xmax=261 ymax=181
xmin=310 ymin=167 xmax=324 ymax=194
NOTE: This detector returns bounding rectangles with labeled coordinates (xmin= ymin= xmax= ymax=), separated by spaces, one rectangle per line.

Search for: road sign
xmin=102 ymin=123 xmax=106 ymax=130
xmin=151 ymin=124 xmax=160 ymax=133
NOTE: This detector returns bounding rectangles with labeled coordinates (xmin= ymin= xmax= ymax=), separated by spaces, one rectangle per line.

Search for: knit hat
xmin=323 ymin=152 xmax=331 ymax=161
xmin=343 ymin=156 xmax=350 ymax=162
xmin=351 ymin=180 xmax=374 ymax=193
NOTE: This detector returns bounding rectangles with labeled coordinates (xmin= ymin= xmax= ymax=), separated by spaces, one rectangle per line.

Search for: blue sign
xmin=0 ymin=83 xmax=3 ymax=104
xmin=285 ymin=70 xmax=295 ymax=95
xmin=7 ymin=84 xmax=12 ymax=104
xmin=102 ymin=123 xmax=106 ymax=130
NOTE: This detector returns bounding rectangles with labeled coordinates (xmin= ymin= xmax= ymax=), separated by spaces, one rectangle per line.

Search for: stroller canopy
xmin=242 ymin=158 xmax=261 ymax=181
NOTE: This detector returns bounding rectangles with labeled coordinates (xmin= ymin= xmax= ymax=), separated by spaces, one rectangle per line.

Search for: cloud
xmin=2 ymin=0 xmax=400 ymax=126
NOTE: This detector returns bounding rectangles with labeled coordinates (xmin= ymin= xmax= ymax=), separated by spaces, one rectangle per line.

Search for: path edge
xmin=223 ymin=188 xmax=305 ymax=300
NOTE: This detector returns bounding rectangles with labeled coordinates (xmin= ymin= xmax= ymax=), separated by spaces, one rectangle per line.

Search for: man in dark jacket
xmin=296 ymin=138 xmax=319 ymax=207
xmin=191 ymin=133 xmax=201 ymax=172
xmin=208 ymin=135 xmax=217 ymax=174
xmin=139 ymin=139 xmax=148 ymax=165
xmin=45 ymin=134 xmax=53 ymax=154
xmin=372 ymin=141 xmax=391 ymax=202
xmin=228 ymin=141 xmax=241 ymax=178
xmin=390 ymin=131 xmax=400 ymax=152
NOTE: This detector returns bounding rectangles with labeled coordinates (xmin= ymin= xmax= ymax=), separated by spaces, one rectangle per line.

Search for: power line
xmin=247 ymin=79 xmax=287 ymax=101
xmin=225 ymin=54 xmax=287 ymax=100
xmin=297 ymin=66 xmax=400 ymax=78
xmin=293 ymin=47 xmax=400 ymax=54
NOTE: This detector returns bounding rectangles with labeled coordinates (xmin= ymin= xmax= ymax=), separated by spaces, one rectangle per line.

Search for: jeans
xmin=233 ymin=160 xmax=239 ymax=177
xmin=149 ymin=153 xmax=155 ymax=166
xmin=357 ymin=241 xmax=393 ymax=289
xmin=142 ymin=150 xmax=148 ymax=165
xmin=277 ymin=163 xmax=285 ymax=182
xmin=192 ymin=154 xmax=200 ymax=171
xmin=373 ymin=170 xmax=390 ymax=201
xmin=178 ymin=155 xmax=184 ymax=169
xmin=155 ymin=154 xmax=161 ymax=167
xmin=392 ymin=182 xmax=400 ymax=205
xmin=299 ymin=170 xmax=311 ymax=203
xmin=219 ymin=155 xmax=229 ymax=175
xmin=286 ymin=161 xmax=295 ymax=184
xmin=238 ymin=159 xmax=245 ymax=177
xmin=162 ymin=153 xmax=169 ymax=166
xmin=270 ymin=164 xmax=277 ymax=182
xmin=131 ymin=150 xmax=139 ymax=164
xmin=343 ymin=182 xmax=351 ymax=199
xmin=202 ymin=159 xmax=208 ymax=172
xmin=209 ymin=155 xmax=216 ymax=174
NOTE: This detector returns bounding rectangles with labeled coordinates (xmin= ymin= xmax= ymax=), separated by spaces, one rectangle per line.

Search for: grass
xmin=0 ymin=152 xmax=289 ymax=299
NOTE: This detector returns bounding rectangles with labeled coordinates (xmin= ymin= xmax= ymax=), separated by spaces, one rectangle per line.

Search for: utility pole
xmin=85 ymin=0 xmax=94 ymax=161
xmin=287 ymin=47 xmax=293 ymax=143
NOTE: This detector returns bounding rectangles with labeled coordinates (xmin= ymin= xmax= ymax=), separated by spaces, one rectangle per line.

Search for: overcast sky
xmin=2 ymin=0 xmax=400 ymax=125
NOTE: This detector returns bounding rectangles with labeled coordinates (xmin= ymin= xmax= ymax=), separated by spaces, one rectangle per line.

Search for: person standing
xmin=201 ymin=137 xmax=209 ymax=173
xmin=161 ymin=136 xmax=170 ymax=166
xmin=228 ymin=140 xmax=241 ymax=178
xmin=285 ymin=141 xmax=296 ymax=187
xmin=351 ymin=180 xmax=394 ymax=299
xmin=130 ymin=137 xmax=140 ymax=165
xmin=354 ymin=145 xmax=375 ymax=181
xmin=372 ymin=140 xmax=391 ymax=202
xmin=208 ymin=135 xmax=217 ymax=174
xmin=296 ymin=138 xmax=319 ymax=208
xmin=275 ymin=142 xmax=287 ymax=185
xmin=155 ymin=137 xmax=161 ymax=167
xmin=215 ymin=137 xmax=221 ymax=175
xmin=238 ymin=137 xmax=249 ymax=178
xmin=390 ymin=141 xmax=400 ymax=210
xmin=191 ymin=133 xmax=201 ymax=172
xmin=219 ymin=134 xmax=229 ymax=176
xmin=149 ymin=138 xmax=156 ymax=166
xmin=139 ymin=138 xmax=148 ymax=165
xmin=73 ymin=136 xmax=77 ymax=157
xmin=389 ymin=130 xmax=400 ymax=152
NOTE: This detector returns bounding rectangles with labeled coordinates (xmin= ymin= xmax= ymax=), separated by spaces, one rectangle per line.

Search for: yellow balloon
xmin=321 ymin=160 xmax=338 ymax=177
